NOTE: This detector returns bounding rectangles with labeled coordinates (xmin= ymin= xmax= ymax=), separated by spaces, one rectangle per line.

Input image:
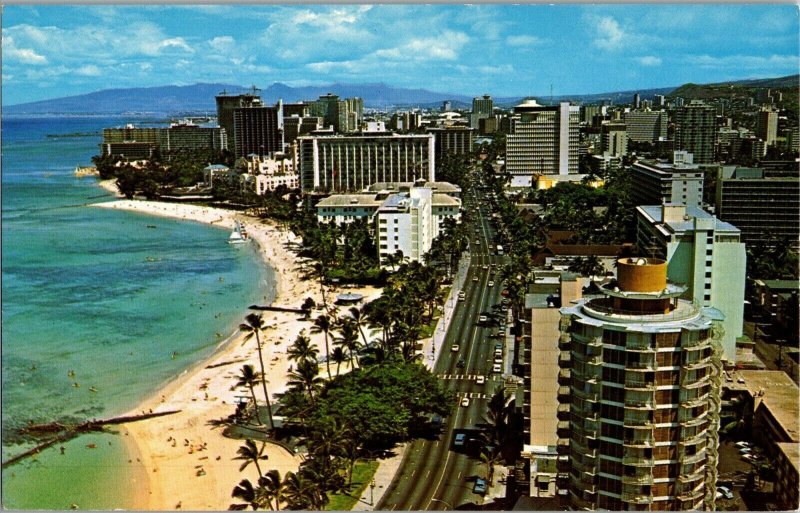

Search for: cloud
xmin=592 ymin=16 xmax=624 ymax=50
xmin=506 ymin=35 xmax=544 ymax=47
xmin=636 ymin=56 xmax=662 ymax=66
xmin=2 ymin=35 xmax=48 ymax=64
xmin=76 ymin=64 xmax=101 ymax=76
xmin=375 ymin=31 xmax=469 ymax=61
xmin=209 ymin=36 xmax=235 ymax=53
xmin=686 ymin=53 xmax=799 ymax=70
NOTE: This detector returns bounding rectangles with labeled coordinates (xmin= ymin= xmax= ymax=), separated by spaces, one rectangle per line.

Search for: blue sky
xmin=2 ymin=4 xmax=798 ymax=105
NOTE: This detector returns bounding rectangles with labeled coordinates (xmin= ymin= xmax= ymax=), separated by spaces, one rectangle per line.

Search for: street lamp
xmin=370 ymin=479 xmax=376 ymax=506
xmin=428 ymin=498 xmax=453 ymax=510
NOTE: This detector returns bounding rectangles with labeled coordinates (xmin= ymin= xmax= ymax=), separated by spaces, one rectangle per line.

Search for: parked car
xmin=492 ymin=363 xmax=502 ymax=373
xmin=717 ymin=486 xmax=734 ymax=500
xmin=476 ymin=375 xmax=486 ymax=384
xmin=451 ymin=344 xmax=460 ymax=352
xmin=454 ymin=433 xmax=465 ymax=446
xmin=473 ymin=478 xmax=487 ymax=495
xmin=487 ymin=281 xmax=495 ymax=287
xmin=479 ymin=315 xmax=488 ymax=322
xmin=461 ymin=397 xmax=470 ymax=407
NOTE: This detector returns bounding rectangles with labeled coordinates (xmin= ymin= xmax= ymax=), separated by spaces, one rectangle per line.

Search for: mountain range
xmin=4 ymin=75 xmax=797 ymax=116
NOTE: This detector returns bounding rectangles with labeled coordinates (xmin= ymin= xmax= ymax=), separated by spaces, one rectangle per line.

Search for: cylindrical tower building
xmin=558 ymin=258 xmax=722 ymax=511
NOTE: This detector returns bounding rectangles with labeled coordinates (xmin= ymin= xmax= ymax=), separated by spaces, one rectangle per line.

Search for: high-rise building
xmin=283 ymin=116 xmax=323 ymax=145
xmin=441 ymin=100 xmax=452 ymax=112
xmin=506 ymin=100 xmax=580 ymax=182
xmin=308 ymin=94 xmax=362 ymax=133
xmin=297 ymin=133 xmax=435 ymax=193
xmin=374 ymin=185 xmax=434 ymax=266
xmin=633 ymin=93 xmax=641 ymax=109
xmin=715 ymin=166 xmax=800 ymax=250
xmin=426 ymin=126 xmax=474 ymax=162
xmin=470 ymin=94 xmax=494 ymax=129
xmin=233 ymin=100 xmax=283 ymax=158
xmin=101 ymin=123 xmax=227 ymax=156
xmin=675 ymin=101 xmax=717 ymax=164
xmin=756 ymin=108 xmax=779 ymax=147
xmin=216 ymin=92 xmax=261 ymax=150
xmin=636 ymin=204 xmax=746 ymax=362
xmin=559 ymin=257 xmax=722 ymax=511
xmin=629 ymin=160 xmax=704 ymax=207
xmin=624 ymin=111 xmax=668 ymax=143
xmin=654 ymin=95 xmax=666 ymax=108
xmin=600 ymin=122 xmax=628 ymax=157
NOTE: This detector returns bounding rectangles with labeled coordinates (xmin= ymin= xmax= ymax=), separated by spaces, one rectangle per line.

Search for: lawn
xmin=325 ymin=459 xmax=380 ymax=511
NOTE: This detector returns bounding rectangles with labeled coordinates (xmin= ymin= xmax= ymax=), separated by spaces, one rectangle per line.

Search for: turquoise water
xmin=1 ymin=116 xmax=275 ymax=509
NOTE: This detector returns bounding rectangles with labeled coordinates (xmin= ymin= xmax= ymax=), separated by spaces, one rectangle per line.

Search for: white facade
xmin=636 ymin=204 xmax=746 ymax=362
xmin=506 ymin=100 xmax=579 ymax=178
xmin=376 ymin=186 xmax=433 ymax=266
xmin=237 ymin=154 xmax=299 ymax=195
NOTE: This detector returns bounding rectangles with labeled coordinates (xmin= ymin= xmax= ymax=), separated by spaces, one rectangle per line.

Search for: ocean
xmin=1 ymin=116 xmax=275 ymax=509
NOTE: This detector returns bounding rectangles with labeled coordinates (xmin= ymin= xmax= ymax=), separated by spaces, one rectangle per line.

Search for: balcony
xmin=682 ymin=359 xmax=711 ymax=371
xmin=557 ymin=420 xmax=570 ymax=437
xmin=622 ymin=455 xmax=655 ymax=467
xmin=623 ymin=417 xmax=654 ymax=429
xmin=624 ymin=399 xmax=656 ymax=410
xmin=680 ymin=396 xmax=707 ymax=409
xmin=682 ymin=373 xmax=710 ymax=389
xmin=626 ymin=341 xmax=656 ymax=352
xmin=624 ymin=436 xmax=655 ymax=448
xmin=622 ymin=473 xmax=655 ymax=486
xmin=627 ymin=360 xmax=657 ymax=371
xmin=574 ymin=387 xmax=599 ymax=402
xmin=679 ymin=432 xmax=706 ymax=446
xmin=625 ymin=380 xmax=656 ymax=391
xmin=679 ymin=451 xmax=705 ymax=466
xmin=678 ymin=415 xmax=706 ymax=428
xmin=558 ymin=351 xmax=572 ymax=366
xmin=557 ymin=455 xmax=570 ymax=472
xmin=678 ymin=469 xmax=705 ymax=485
xmin=556 ymin=438 xmax=570 ymax=455
xmin=676 ymin=484 xmax=705 ymax=501
xmin=682 ymin=335 xmax=711 ymax=349
xmin=558 ymin=385 xmax=571 ymax=399
xmin=620 ymin=491 xmax=654 ymax=504
xmin=559 ymin=333 xmax=571 ymax=350
xmin=558 ymin=368 xmax=571 ymax=385
xmin=557 ymin=403 xmax=571 ymax=419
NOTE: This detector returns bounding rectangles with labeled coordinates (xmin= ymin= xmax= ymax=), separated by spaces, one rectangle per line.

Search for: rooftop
xmin=637 ymin=204 xmax=740 ymax=235
xmin=364 ymin=181 xmax=461 ymax=194
xmin=316 ymin=192 xmax=459 ymax=209
xmin=633 ymin=160 xmax=701 ymax=174
xmin=737 ymin=370 xmax=799 ymax=442
xmin=757 ymin=279 xmax=800 ymax=291
xmin=777 ymin=442 xmax=800 ymax=473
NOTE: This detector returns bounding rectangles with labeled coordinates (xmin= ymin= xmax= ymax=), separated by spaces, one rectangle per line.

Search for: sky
xmin=2 ymin=3 xmax=799 ymax=105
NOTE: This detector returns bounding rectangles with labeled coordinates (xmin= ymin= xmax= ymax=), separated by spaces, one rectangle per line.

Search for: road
xmin=378 ymin=191 xmax=508 ymax=510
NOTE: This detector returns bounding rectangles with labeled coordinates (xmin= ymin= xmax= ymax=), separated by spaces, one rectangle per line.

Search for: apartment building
xmin=559 ymin=258 xmax=723 ymax=510
xmin=629 ymin=161 xmax=704 ymax=207
xmin=297 ymin=133 xmax=435 ymax=193
xmin=506 ymin=100 xmax=580 ymax=183
xmin=715 ymin=166 xmax=800 ymax=250
xmin=375 ymin=186 xmax=434 ymax=267
xmin=623 ymin=111 xmax=668 ymax=143
xmin=426 ymin=126 xmax=475 ymax=162
xmin=636 ymin=204 xmax=746 ymax=362
xmin=233 ymin=100 xmax=283 ymax=158
xmin=675 ymin=101 xmax=717 ymax=164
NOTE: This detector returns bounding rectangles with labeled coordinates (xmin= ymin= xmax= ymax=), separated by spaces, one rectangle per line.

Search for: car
xmin=479 ymin=315 xmax=488 ymax=322
xmin=488 ymin=280 xmax=495 ymax=287
xmin=501 ymin=305 xmax=508 ymax=312
xmin=451 ymin=344 xmax=460 ymax=352
xmin=454 ymin=433 xmax=466 ymax=446
xmin=482 ymin=264 xmax=489 ymax=270
xmin=476 ymin=375 xmax=486 ymax=384
xmin=461 ymin=397 xmax=470 ymax=407
xmin=492 ymin=363 xmax=502 ymax=373
xmin=494 ymin=357 xmax=503 ymax=365
xmin=501 ymin=289 xmax=509 ymax=296
xmin=457 ymin=357 xmax=466 ymax=368
xmin=734 ymin=441 xmax=751 ymax=448
xmin=738 ymin=447 xmax=752 ymax=454
xmin=717 ymin=486 xmax=734 ymax=500
xmin=495 ymin=343 xmax=503 ymax=350
xmin=473 ymin=478 xmax=487 ymax=495
xmin=498 ymin=328 xmax=505 ymax=336
xmin=458 ymin=295 xmax=466 ymax=302
xmin=473 ymin=276 xmax=479 ymax=282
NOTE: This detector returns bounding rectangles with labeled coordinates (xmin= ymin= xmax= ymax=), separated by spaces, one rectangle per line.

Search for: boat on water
xmin=228 ymin=220 xmax=250 ymax=245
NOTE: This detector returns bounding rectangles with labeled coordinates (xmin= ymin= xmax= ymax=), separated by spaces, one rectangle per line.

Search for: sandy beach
xmin=93 ymin=194 xmax=380 ymax=510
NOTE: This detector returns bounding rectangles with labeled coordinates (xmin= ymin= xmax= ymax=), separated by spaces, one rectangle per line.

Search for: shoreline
xmin=90 ymin=192 xmax=380 ymax=510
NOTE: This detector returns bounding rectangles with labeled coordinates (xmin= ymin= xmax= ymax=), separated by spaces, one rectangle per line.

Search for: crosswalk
xmin=457 ymin=391 xmax=488 ymax=399
xmin=437 ymin=373 xmax=488 ymax=380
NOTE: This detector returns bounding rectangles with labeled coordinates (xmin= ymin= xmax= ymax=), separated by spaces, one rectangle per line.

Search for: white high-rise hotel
xmin=506 ymin=100 xmax=580 ymax=186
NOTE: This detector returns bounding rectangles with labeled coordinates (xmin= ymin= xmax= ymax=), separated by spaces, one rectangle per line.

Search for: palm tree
xmin=235 ymin=364 xmax=264 ymax=426
xmin=230 ymin=477 xmax=269 ymax=510
xmin=348 ymin=306 xmax=371 ymax=351
xmin=334 ymin=318 xmax=361 ymax=371
xmin=240 ymin=313 xmax=274 ymax=430
xmin=262 ymin=469 xmax=284 ymax=511
xmin=330 ymin=346 xmax=347 ymax=376
xmin=479 ymin=446 xmax=504 ymax=486
xmin=282 ymin=471 xmax=325 ymax=510
xmin=287 ymin=358 xmax=324 ymax=403
xmin=287 ymin=332 xmax=318 ymax=364
xmin=311 ymin=314 xmax=333 ymax=380
xmin=235 ymin=439 xmax=269 ymax=477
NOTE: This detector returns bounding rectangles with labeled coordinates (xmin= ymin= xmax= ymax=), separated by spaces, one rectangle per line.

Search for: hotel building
xmin=559 ymin=258 xmax=723 ymax=510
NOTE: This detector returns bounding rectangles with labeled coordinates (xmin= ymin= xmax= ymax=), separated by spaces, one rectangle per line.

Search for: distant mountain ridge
xmin=4 ymin=75 xmax=797 ymax=116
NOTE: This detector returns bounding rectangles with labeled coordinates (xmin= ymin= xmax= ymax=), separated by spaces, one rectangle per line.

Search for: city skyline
xmin=2 ymin=3 xmax=799 ymax=106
